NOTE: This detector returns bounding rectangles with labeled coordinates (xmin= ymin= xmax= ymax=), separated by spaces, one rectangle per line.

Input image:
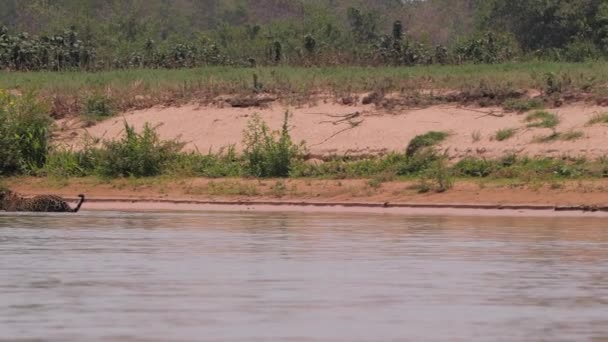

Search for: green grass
xmin=533 ymin=130 xmax=584 ymax=143
xmin=0 ymin=62 xmax=607 ymax=100
xmin=495 ymin=128 xmax=517 ymax=141
xmin=503 ymin=98 xmax=545 ymax=112
xmin=525 ymin=111 xmax=560 ymax=129
xmin=1 ymin=62 xmax=607 ymax=119
xmin=587 ymin=112 xmax=608 ymax=126
xmin=406 ymin=131 xmax=450 ymax=157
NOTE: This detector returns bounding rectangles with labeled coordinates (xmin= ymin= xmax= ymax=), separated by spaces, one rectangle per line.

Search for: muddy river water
xmin=1 ymin=211 xmax=607 ymax=341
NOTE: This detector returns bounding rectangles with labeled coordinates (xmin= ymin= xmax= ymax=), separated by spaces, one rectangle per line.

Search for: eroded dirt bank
xmin=7 ymin=177 xmax=608 ymax=210
xmin=57 ymin=101 xmax=608 ymax=159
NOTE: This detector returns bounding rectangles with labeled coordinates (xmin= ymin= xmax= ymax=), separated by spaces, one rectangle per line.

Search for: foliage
xmin=495 ymin=128 xmax=516 ymax=141
xmin=0 ymin=26 xmax=94 ymax=71
xmin=95 ymin=122 xmax=184 ymax=178
xmin=525 ymin=111 xmax=560 ymax=129
xmin=453 ymin=158 xmax=497 ymax=178
xmin=0 ymin=90 xmax=51 ymax=175
xmin=418 ymin=159 xmax=454 ymax=193
xmin=2 ymin=1 xmax=608 ymax=70
xmin=406 ymin=131 xmax=449 ymax=157
xmin=242 ymin=112 xmax=303 ymax=178
xmin=85 ymin=94 xmax=114 ymax=119
xmin=587 ymin=112 xmax=608 ymax=126
xmin=503 ymin=98 xmax=544 ymax=112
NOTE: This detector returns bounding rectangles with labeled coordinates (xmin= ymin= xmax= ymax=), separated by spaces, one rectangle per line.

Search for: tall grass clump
xmin=43 ymin=147 xmax=98 ymax=178
xmin=243 ymin=111 xmax=303 ymax=177
xmin=85 ymin=94 xmax=114 ymax=120
xmin=525 ymin=111 xmax=560 ymax=129
xmin=494 ymin=128 xmax=516 ymax=141
xmin=587 ymin=112 xmax=608 ymax=126
xmin=503 ymin=98 xmax=544 ymax=112
xmin=406 ymin=131 xmax=449 ymax=157
xmin=0 ymin=91 xmax=51 ymax=175
xmin=95 ymin=122 xmax=184 ymax=177
xmin=414 ymin=158 xmax=454 ymax=193
xmin=170 ymin=147 xmax=244 ymax=178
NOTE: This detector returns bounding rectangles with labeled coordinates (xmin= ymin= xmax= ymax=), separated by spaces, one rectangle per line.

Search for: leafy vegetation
xmin=405 ymin=131 xmax=449 ymax=157
xmin=587 ymin=112 xmax=608 ymax=126
xmin=95 ymin=122 xmax=184 ymax=178
xmin=242 ymin=112 xmax=303 ymax=178
xmin=533 ymin=130 xmax=584 ymax=143
xmin=2 ymin=0 xmax=608 ymax=70
xmin=503 ymin=98 xmax=544 ymax=112
xmin=0 ymin=90 xmax=51 ymax=175
xmin=494 ymin=128 xmax=516 ymax=141
xmin=525 ymin=111 xmax=560 ymax=129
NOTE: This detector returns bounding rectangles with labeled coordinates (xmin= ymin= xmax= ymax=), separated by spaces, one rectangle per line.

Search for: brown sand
xmin=58 ymin=101 xmax=608 ymax=158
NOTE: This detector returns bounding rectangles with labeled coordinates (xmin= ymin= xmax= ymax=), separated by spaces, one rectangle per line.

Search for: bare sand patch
xmin=57 ymin=101 xmax=608 ymax=158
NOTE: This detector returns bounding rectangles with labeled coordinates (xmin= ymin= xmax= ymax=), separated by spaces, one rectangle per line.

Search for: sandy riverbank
xmin=56 ymin=101 xmax=608 ymax=159
xmin=6 ymin=177 xmax=608 ymax=217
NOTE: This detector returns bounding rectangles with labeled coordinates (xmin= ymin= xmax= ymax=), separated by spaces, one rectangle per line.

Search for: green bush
xmin=171 ymin=147 xmax=244 ymax=178
xmin=417 ymin=159 xmax=454 ymax=193
xmin=406 ymin=131 xmax=449 ymax=157
xmin=44 ymin=151 xmax=88 ymax=178
xmin=85 ymin=94 xmax=114 ymax=119
xmin=0 ymin=91 xmax=51 ymax=175
xmin=503 ymin=98 xmax=544 ymax=112
xmin=525 ymin=111 xmax=560 ymax=129
xmin=243 ymin=112 xmax=303 ymax=178
xmin=95 ymin=122 xmax=183 ymax=177
xmin=495 ymin=128 xmax=516 ymax=141
xmin=453 ymin=158 xmax=497 ymax=178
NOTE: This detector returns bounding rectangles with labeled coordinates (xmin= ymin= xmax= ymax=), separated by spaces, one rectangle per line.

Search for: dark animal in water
xmin=0 ymin=190 xmax=85 ymax=213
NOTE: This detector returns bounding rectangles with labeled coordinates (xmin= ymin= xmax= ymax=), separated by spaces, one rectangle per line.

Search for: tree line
xmin=1 ymin=0 xmax=607 ymax=71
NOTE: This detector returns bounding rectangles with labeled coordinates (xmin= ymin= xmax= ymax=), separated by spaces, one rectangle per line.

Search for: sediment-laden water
xmin=1 ymin=211 xmax=607 ymax=341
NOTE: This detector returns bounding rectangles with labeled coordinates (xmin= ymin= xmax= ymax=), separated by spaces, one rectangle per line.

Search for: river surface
xmin=1 ymin=211 xmax=608 ymax=341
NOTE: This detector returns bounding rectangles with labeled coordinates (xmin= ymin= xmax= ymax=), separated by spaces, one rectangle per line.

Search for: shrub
xmin=85 ymin=94 xmax=114 ymax=119
xmin=243 ymin=112 xmax=303 ymax=178
xmin=503 ymin=98 xmax=544 ymax=112
xmin=43 ymin=149 xmax=96 ymax=178
xmin=406 ymin=131 xmax=449 ymax=157
xmin=171 ymin=147 xmax=244 ymax=178
xmin=495 ymin=128 xmax=516 ymax=141
xmin=525 ymin=111 xmax=560 ymax=129
xmin=418 ymin=159 xmax=454 ymax=193
xmin=533 ymin=130 xmax=584 ymax=143
xmin=453 ymin=158 xmax=497 ymax=178
xmin=396 ymin=150 xmax=439 ymax=176
xmin=0 ymin=91 xmax=51 ymax=175
xmin=587 ymin=113 xmax=608 ymax=126
xmin=95 ymin=122 xmax=183 ymax=177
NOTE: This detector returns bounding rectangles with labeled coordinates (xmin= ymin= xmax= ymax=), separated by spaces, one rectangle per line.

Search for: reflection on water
xmin=1 ymin=211 xmax=608 ymax=341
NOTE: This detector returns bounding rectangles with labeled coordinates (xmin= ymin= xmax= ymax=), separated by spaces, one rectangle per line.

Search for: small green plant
xmin=85 ymin=94 xmax=114 ymax=119
xmin=503 ymin=98 xmax=544 ymax=112
xmin=560 ymin=130 xmax=584 ymax=141
xmin=406 ymin=131 xmax=449 ymax=157
xmin=270 ymin=180 xmax=287 ymax=197
xmin=587 ymin=112 xmax=608 ymax=126
xmin=495 ymin=128 xmax=517 ymax=141
xmin=243 ymin=111 xmax=303 ymax=178
xmin=525 ymin=111 xmax=560 ymax=129
xmin=419 ymin=159 xmax=454 ymax=193
xmin=453 ymin=158 xmax=497 ymax=178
